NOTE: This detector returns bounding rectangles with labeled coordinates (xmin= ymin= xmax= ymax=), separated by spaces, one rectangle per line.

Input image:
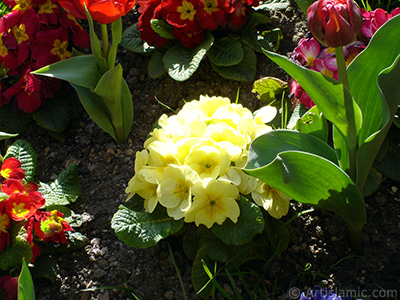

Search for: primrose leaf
xmin=0 ymin=104 xmax=31 ymax=135
xmin=252 ymin=76 xmax=288 ymax=103
xmin=151 ymin=19 xmax=174 ymax=39
xmin=163 ymin=32 xmax=214 ymax=81
xmin=208 ymin=37 xmax=244 ymax=67
xmin=212 ymin=196 xmax=264 ymax=245
xmin=211 ymin=45 xmax=256 ymax=81
xmin=111 ymin=205 xmax=184 ymax=248
xmin=30 ymin=255 xmax=60 ymax=283
xmin=148 ymin=51 xmax=167 ymax=78
xmin=0 ymin=225 xmax=32 ymax=270
xmin=45 ymin=205 xmax=83 ymax=228
xmin=4 ymin=139 xmax=37 ymax=182
xmin=121 ymin=23 xmax=155 ymax=53
xmin=254 ymin=0 xmax=291 ymax=11
xmin=39 ymin=163 xmax=81 ymax=208
xmin=0 ymin=131 xmax=18 ymax=140
xmin=241 ymin=28 xmax=283 ymax=53
xmin=64 ymin=232 xmax=89 ymax=252
xmin=292 ymin=0 xmax=314 ymax=14
xmin=296 ymin=106 xmax=329 ymax=143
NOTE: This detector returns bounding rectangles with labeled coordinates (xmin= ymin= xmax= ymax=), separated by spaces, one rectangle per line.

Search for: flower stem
xmin=335 ymin=46 xmax=349 ymax=90
xmin=101 ymin=24 xmax=109 ymax=63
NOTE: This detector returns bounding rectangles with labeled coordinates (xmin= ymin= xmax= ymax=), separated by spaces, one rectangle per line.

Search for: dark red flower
xmin=34 ymin=210 xmax=73 ymax=244
xmin=361 ymin=7 xmax=400 ymax=38
xmin=197 ymin=0 xmax=227 ymax=30
xmin=0 ymin=276 xmax=18 ymax=300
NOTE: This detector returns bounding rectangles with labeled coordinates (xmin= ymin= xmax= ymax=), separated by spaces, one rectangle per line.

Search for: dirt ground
xmin=6 ymin=1 xmax=400 ymax=299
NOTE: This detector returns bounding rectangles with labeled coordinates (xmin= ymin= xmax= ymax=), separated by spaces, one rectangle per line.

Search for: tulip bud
xmin=307 ymin=0 xmax=363 ymax=47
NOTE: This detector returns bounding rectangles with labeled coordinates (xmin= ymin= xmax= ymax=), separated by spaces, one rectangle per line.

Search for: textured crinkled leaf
xmin=163 ymin=32 xmax=214 ymax=81
xmin=64 ymin=232 xmax=89 ymax=252
xmin=111 ymin=205 xmax=184 ymax=248
xmin=151 ymin=19 xmax=174 ymax=39
xmin=252 ymin=76 xmax=287 ymax=103
xmin=18 ymin=259 xmax=35 ymax=300
xmin=4 ymin=139 xmax=37 ymax=182
xmin=292 ymin=0 xmax=314 ymax=14
xmin=121 ymin=23 xmax=155 ymax=53
xmin=211 ymin=45 xmax=256 ymax=81
xmin=148 ymin=51 xmax=167 ymax=78
xmin=0 ymin=104 xmax=30 ymax=134
xmin=32 ymin=88 xmax=76 ymax=133
xmin=212 ymin=197 xmax=264 ymax=245
xmin=208 ymin=37 xmax=244 ymax=67
xmin=255 ymin=0 xmax=290 ymax=11
xmin=38 ymin=163 xmax=81 ymax=208
xmin=0 ymin=235 xmax=32 ymax=270
xmin=241 ymin=12 xmax=271 ymax=29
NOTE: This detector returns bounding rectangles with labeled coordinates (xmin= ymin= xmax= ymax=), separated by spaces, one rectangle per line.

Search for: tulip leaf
xmin=32 ymin=55 xmax=102 ymax=90
xmin=163 ymin=32 xmax=214 ymax=81
xmin=70 ymin=83 xmax=117 ymax=141
xmin=18 ymin=259 xmax=36 ymax=300
xmin=92 ymin=64 xmax=133 ymax=143
xmin=244 ymin=134 xmax=366 ymax=252
xmin=0 ymin=131 xmax=18 ymax=140
xmin=121 ymin=23 xmax=155 ymax=54
xmin=211 ymin=45 xmax=256 ymax=82
xmin=108 ymin=18 xmax=123 ymax=70
xmin=208 ymin=37 xmax=244 ymax=67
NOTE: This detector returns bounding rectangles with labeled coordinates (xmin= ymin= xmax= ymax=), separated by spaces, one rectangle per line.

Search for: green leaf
xmin=191 ymin=248 xmax=213 ymax=297
xmin=4 ymin=139 xmax=37 ymax=182
xmin=121 ymin=23 xmax=155 ymax=54
xmin=18 ymin=259 xmax=36 ymax=300
xmin=0 ymin=225 xmax=32 ymax=270
xmin=241 ymin=28 xmax=283 ymax=53
xmin=362 ymin=168 xmax=382 ymax=197
xmin=212 ymin=197 xmax=264 ymax=245
xmin=244 ymin=132 xmax=366 ymax=253
xmin=293 ymin=0 xmax=314 ymax=15
xmin=70 ymin=83 xmax=117 ymax=141
xmin=208 ymin=37 xmax=244 ymax=67
xmin=64 ymin=232 xmax=89 ymax=252
xmin=241 ymin=12 xmax=271 ymax=29
xmin=32 ymin=55 xmax=102 ymax=90
xmin=374 ymin=128 xmax=400 ymax=182
xmin=151 ymin=19 xmax=174 ymax=39
xmin=107 ymin=18 xmax=123 ymax=70
xmin=45 ymin=205 xmax=83 ymax=227
xmin=254 ymin=0 xmax=291 ymax=11
xmin=92 ymin=64 xmax=133 ymax=143
xmin=0 ymin=104 xmax=31 ymax=134
xmin=30 ymin=255 xmax=60 ymax=283
xmin=296 ymin=106 xmax=329 ymax=143
xmin=111 ymin=205 xmax=184 ymax=248
xmin=148 ymin=51 xmax=167 ymax=78
xmin=211 ymin=45 xmax=256 ymax=82
xmin=252 ymin=76 xmax=287 ymax=103
xmin=0 ymin=131 xmax=18 ymax=140
xmin=163 ymin=32 xmax=214 ymax=81
xmin=39 ymin=163 xmax=81 ymax=208
xmin=32 ymin=88 xmax=76 ymax=133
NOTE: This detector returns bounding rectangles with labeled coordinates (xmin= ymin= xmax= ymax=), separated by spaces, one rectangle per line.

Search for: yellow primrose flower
xmin=253 ymin=106 xmax=277 ymax=124
xmin=184 ymin=139 xmax=230 ymax=180
xmin=157 ymin=164 xmax=201 ymax=220
xmin=184 ymin=179 xmax=240 ymax=228
xmin=251 ymin=181 xmax=292 ymax=219
xmin=198 ymin=95 xmax=231 ymax=118
xmin=125 ymin=175 xmax=158 ymax=213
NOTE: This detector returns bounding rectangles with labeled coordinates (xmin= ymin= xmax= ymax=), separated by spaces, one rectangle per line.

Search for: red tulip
xmin=307 ymin=0 xmax=363 ymax=47
xmin=58 ymin=0 xmax=136 ymax=24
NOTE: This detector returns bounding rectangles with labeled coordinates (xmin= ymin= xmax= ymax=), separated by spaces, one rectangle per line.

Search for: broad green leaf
xmin=163 ymin=32 xmax=214 ymax=81
xmin=244 ymin=149 xmax=366 ymax=252
xmin=151 ymin=19 xmax=174 ymax=39
xmin=32 ymin=55 xmax=102 ymax=90
xmin=0 ymin=131 xmax=18 ymax=140
xmin=107 ymin=17 xmax=123 ymax=70
xmin=0 ymin=104 xmax=31 ymax=134
xmin=348 ymin=14 xmax=400 ymax=146
xmin=246 ymin=130 xmax=338 ymax=167
xmin=254 ymin=0 xmax=291 ymax=11
xmin=111 ymin=205 xmax=184 ymax=248
xmin=92 ymin=64 xmax=133 ymax=143
xmin=293 ymin=0 xmax=314 ymax=14
xmin=39 ymin=163 xmax=81 ymax=208
xmin=241 ymin=12 xmax=271 ymax=29
xmin=212 ymin=197 xmax=264 ymax=245
xmin=211 ymin=45 xmax=256 ymax=82
xmin=32 ymin=88 xmax=76 ymax=133
xmin=70 ymin=83 xmax=117 ymax=141
xmin=252 ymin=76 xmax=287 ymax=103
xmin=121 ymin=23 xmax=155 ymax=53
xmin=4 ymin=139 xmax=37 ymax=182
xmin=296 ymin=106 xmax=329 ymax=143
xmin=148 ymin=51 xmax=167 ymax=78
xmin=208 ymin=37 xmax=244 ymax=67
xmin=183 ymin=227 xmax=202 ymax=260
xmin=263 ymin=50 xmax=362 ymax=178
xmin=362 ymin=168 xmax=382 ymax=197
xmin=18 ymin=259 xmax=36 ymax=300
xmin=374 ymin=129 xmax=400 ymax=182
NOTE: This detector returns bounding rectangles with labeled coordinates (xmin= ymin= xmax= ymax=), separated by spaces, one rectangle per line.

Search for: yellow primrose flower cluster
xmin=126 ymin=95 xmax=292 ymax=228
